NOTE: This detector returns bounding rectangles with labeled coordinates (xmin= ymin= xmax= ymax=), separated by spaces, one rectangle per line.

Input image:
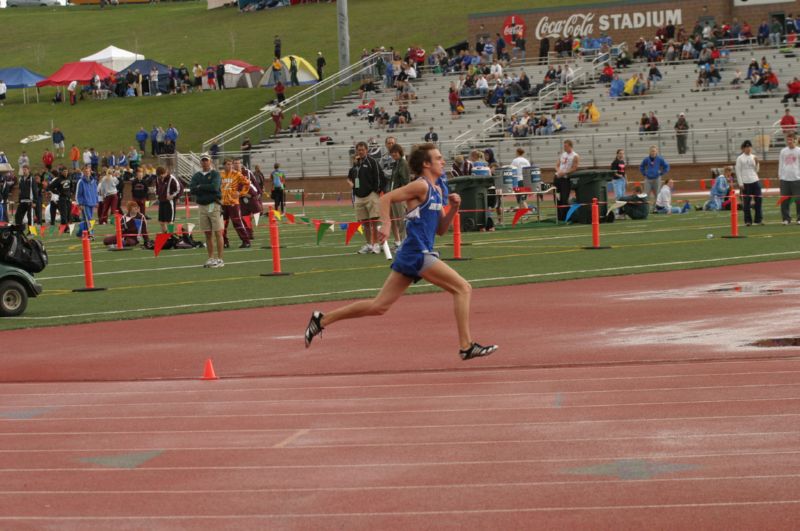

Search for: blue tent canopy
xmin=0 ymin=67 xmax=45 ymax=89
xmin=117 ymin=59 xmax=172 ymax=94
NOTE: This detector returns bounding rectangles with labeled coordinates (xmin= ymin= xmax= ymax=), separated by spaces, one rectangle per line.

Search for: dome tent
xmin=0 ymin=66 xmax=45 ymax=103
xmin=260 ymin=55 xmax=318 ymax=87
xmin=222 ymin=60 xmax=264 ymax=89
xmin=117 ymin=59 xmax=171 ymax=94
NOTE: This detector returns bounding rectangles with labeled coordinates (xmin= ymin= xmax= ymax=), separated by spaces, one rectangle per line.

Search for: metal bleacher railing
xmin=201 ymin=51 xmax=391 ymax=155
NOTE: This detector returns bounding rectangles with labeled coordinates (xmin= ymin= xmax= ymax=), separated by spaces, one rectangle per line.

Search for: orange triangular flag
xmin=312 ymin=219 xmax=321 ymax=230
xmin=243 ymin=215 xmax=252 ymax=229
xmin=776 ymin=195 xmax=791 ymax=206
xmin=699 ymin=179 xmax=707 ymax=190
xmin=285 ymin=213 xmax=296 ymax=224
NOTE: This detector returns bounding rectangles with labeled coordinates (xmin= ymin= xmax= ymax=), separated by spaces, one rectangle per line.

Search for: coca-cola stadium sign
xmin=534 ymin=9 xmax=682 ymax=40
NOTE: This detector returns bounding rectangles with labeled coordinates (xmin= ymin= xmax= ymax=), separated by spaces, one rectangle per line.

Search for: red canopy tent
xmin=36 ymin=61 xmax=116 ymax=87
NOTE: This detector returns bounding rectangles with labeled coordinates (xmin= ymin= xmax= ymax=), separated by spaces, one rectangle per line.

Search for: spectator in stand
xmin=764 ymin=70 xmax=780 ymax=92
xmin=736 ymin=140 xmax=763 ymax=226
xmin=554 ymin=90 xmax=574 ymax=110
xmin=452 ymin=155 xmax=472 ymax=177
xmin=731 ymin=69 xmax=744 ymax=86
xmin=424 ymin=127 xmax=438 ymax=143
xmin=780 ymin=108 xmax=797 ymax=136
xmin=640 ymin=146 xmax=670 ymax=208
xmin=316 ymin=52 xmax=326 ymax=81
xmin=780 ymin=133 xmax=800 ymax=224
xmin=675 ymin=112 xmax=690 ymax=154
xmin=646 ymin=111 xmax=660 ymax=133
xmin=638 ymin=113 xmax=651 ymax=137
xmin=647 ymin=63 xmax=663 ymax=86
xmin=609 ymin=74 xmax=625 ymax=98
xmin=289 ymin=113 xmax=303 ymax=135
xmin=758 ymin=21 xmax=770 ymax=45
xmin=599 ymin=64 xmax=614 ymax=83
xmin=655 ymin=179 xmax=691 ymax=214
xmin=782 ymin=77 xmax=800 ymax=104
xmin=769 ymin=17 xmax=783 ymax=47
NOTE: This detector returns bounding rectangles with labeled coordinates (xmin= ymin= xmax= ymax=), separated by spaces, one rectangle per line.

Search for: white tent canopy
xmin=80 ymin=46 xmax=144 ymax=73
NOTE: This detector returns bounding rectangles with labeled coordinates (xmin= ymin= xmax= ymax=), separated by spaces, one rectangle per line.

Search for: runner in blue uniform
xmin=305 ymin=143 xmax=498 ymax=360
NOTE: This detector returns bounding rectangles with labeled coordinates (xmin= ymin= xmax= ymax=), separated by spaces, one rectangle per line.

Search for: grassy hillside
xmin=0 ymin=0 xmax=593 ymax=164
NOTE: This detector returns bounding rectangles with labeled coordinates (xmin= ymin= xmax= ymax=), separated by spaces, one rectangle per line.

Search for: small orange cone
xmin=201 ymin=358 xmax=218 ymax=380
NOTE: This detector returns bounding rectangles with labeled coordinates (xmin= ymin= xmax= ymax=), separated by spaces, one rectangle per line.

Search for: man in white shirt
xmin=510 ymin=147 xmax=531 ymax=209
xmin=82 ymin=148 xmax=92 ymax=167
xmin=490 ymin=60 xmax=503 ymax=80
xmin=476 ymin=75 xmax=489 ymax=97
xmin=67 ymin=80 xmax=78 ymax=106
xmin=554 ymin=139 xmax=580 ymax=221
xmin=778 ymin=132 xmax=800 ymax=224
xmin=0 ymin=79 xmax=7 ymax=106
xmin=18 ymin=151 xmax=29 ymax=169
xmin=735 ymin=139 xmax=763 ymax=226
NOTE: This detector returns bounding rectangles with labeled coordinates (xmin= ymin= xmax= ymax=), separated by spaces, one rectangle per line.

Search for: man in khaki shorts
xmin=348 ymin=141 xmax=383 ymax=254
xmin=189 ymin=153 xmax=225 ymax=268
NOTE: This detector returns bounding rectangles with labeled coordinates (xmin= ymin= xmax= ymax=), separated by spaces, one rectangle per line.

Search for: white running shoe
xmin=209 ymin=258 xmax=224 ymax=268
xmin=357 ymin=244 xmax=372 ymax=254
xmin=203 ymin=257 xmax=216 ymax=268
xmin=372 ymin=244 xmax=381 ymax=254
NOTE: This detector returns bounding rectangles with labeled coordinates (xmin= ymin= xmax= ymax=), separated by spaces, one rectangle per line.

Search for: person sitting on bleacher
xmin=731 ymin=69 xmax=744 ymax=86
xmin=763 ymin=70 xmax=780 ymax=92
xmin=609 ymin=74 xmax=625 ymax=98
xmin=782 ymin=77 xmax=800 ymax=104
xmin=387 ymin=105 xmax=411 ymax=130
xmin=398 ymin=80 xmax=417 ymax=101
xmin=518 ymin=71 xmax=531 ymax=96
xmin=305 ymin=114 xmax=321 ymax=133
xmin=599 ymin=64 xmax=614 ymax=83
xmin=475 ymin=75 xmax=489 ymax=97
xmin=648 ymin=64 xmax=663 ymax=85
xmin=554 ymin=90 xmax=574 ymax=110
xmin=707 ymin=65 xmax=722 ymax=88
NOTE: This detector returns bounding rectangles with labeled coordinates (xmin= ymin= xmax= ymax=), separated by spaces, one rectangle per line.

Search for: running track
xmin=1 ymin=261 xmax=799 ymax=528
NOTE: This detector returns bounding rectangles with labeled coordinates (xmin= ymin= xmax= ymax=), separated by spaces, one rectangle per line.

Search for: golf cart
xmin=0 ymin=263 xmax=42 ymax=317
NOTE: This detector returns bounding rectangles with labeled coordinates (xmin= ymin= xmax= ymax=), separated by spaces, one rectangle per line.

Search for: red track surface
xmin=1 ymin=262 xmax=799 ymax=528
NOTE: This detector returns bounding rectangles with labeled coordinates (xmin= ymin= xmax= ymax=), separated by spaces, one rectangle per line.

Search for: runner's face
xmin=427 ymin=149 xmax=445 ymax=176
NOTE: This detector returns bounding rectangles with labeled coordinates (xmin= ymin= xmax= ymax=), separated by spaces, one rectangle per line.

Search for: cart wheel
xmin=0 ymin=280 xmax=28 ymax=317
xmin=463 ymin=218 xmax=477 ymax=232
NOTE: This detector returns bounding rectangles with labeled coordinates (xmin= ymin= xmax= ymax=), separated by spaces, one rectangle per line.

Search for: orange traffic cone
xmin=201 ymin=358 xmax=218 ymax=380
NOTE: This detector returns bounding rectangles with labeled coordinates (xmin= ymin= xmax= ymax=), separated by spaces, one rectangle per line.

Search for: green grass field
xmin=0 ymin=0 xmax=596 ymax=164
xmin=5 ymin=197 xmax=799 ymax=331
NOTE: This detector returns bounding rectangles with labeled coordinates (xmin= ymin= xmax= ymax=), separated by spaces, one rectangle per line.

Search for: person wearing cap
xmin=674 ymin=112 xmax=690 ymax=155
xmin=735 ymin=140 xmax=763 ymax=226
xmin=190 ymin=153 xmax=225 ymax=268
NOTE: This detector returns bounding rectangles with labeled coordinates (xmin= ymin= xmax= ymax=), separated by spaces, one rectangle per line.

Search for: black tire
xmin=462 ymin=217 xmax=477 ymax=232
xmin=0 ymin=279 xmax=28 ymax=317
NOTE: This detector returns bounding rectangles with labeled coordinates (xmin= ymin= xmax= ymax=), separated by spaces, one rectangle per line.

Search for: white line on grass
xmin=11 ymin=251 xmax=800 ymax=320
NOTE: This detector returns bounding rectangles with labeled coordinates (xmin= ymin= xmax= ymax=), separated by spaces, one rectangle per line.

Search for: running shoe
xmin=210 ymin=259 xmax=224 ymax=268
xmin=357 ymin=244 xmax=372 ymax=254
xmin=372 ymin=244 xmax=381 ymax=254
xmin=305 ymin=311 xmax=324 ymax=348
xmin=459 ymin=342 xmax=498 ymax=361
xmin=203 ymin=257 xmax=216 ymax=268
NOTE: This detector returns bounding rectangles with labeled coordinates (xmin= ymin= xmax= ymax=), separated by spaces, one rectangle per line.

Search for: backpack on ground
xmin=0 ymin=226 xmax=48 ymax=274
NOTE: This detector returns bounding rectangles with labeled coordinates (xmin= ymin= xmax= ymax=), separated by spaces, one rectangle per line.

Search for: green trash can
xmin=447 ymin=175 xmax=495 ymax=231
xmin=570 ymin=169 xmax=615 ymax=224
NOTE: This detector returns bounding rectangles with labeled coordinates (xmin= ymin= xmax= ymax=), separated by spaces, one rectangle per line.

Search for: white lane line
xmin=0 ymin=413 xmax=798 ymax=437
xmin=1 ymin=393 xmax=798 ymax=420
xmin=13 ymin=251 xmax=800 ymax=320
xmin=2 ymin=372 xmax=798 ymax=401
xmin=0 ymin=431 xmax=797 ymax=453
xmin=2 ymin=474 xmax=800 ymax=494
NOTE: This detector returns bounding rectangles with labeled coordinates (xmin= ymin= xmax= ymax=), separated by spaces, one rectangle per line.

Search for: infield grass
xmin=4 ymin=197 xmax=799 ymax=330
